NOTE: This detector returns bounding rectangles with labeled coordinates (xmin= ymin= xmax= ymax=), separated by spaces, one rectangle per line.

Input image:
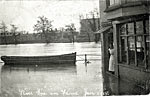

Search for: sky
xmin=0 ymin=0 xmax=99 ymax=33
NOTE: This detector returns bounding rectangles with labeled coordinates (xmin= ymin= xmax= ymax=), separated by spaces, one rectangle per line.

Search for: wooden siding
xmin=118 ymin=64 xmax=150 ymax=90
xmin=106 ymin=5 xmax=148 ymax=20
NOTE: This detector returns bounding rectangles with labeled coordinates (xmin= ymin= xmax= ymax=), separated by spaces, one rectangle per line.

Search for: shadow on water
xmin=1 ymin=63 xmax=77 ymax=73
xmin=0 ymin=64 xmax=76 ymax=97
xmin=103 ymin=73 xmax=148 ymax=96
xmin=0 ymin=64 xmax=77 ymax=97
xmin=0 ymin=60 xmax=103 ymax=97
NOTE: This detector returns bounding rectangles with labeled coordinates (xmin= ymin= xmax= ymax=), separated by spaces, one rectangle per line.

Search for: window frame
xmin=118 ymin=19 xmax=149 ymax=69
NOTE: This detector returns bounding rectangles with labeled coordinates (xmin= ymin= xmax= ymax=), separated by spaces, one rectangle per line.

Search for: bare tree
xmin=85 ymin=10 xmax=99 ymax=42
xmin=0 ymin=22 xmax=7 ymax=44
xmin=10 ymin=24 xmax=18 ymax=44
xmin=65 ymin=23 xmax=76 ymax=43
xmin=33 ymin=16 xmax=53 ymax=43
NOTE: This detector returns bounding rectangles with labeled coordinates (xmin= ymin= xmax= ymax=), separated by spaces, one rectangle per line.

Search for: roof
xmin=95 ymin=26 xmax=112 ymax=34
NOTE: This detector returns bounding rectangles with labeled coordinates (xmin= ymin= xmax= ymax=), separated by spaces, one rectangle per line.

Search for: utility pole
xmin=71 ymin=30 xmax=74 ymax=43
xmin=96 ymin=11 xmax=100 ymax=30
xmin=94 ymin=8 xmax=100 ymax=30
xmin=90 ymin=11 xmax=96 ymax=32
xmin=85 ymin=14 xmax=91 ymax=42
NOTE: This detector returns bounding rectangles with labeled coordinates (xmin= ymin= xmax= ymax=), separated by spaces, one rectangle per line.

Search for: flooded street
xmin=103 ymin=73 xmax=147 ymax=96
xmin=0 ymin=42 xmax=103 ymax=97
xmin=0 ymin=42 xmax=147 ymax=97
xmin=0 ymin=0 xmax=148 ymax=96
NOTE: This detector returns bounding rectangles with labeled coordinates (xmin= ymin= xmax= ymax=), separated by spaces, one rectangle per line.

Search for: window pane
xmin=146 ymin=36 xmax=150 ymax=43
xmin=146 ymin=20 xmax=149 ymax=34
xmin=110 ymin=0 xmax=119 ymax=5
xmin=136 ymin=21 xmax=143 ymax=34
xmin=146 ymin=36 xmax=150 ymax=57
xmin=128 ymin=23 xmax=134 ymax=35
xmin=110 ymin=0 xmax=115 ymax=5
xmin=129 ymin=37 xmax=135 ymax=50
xmin=120 ymin=24 xmax=126 ymax=35
xmin=146 ymin=36 xmax=150 ymax=67
xmin=136 ymin=36 xmax=144 ymax=66
xmin=120 ymin=37 xmax=127 ymax=63
xmin=128 ymin=37 xmax=135 ymax=64
xmin=115 ymin=0 xmax=120 ymax=3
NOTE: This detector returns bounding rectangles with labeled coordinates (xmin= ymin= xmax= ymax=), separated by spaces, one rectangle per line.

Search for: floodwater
xmin=0 ymin=42 xmax=147 ymax=97
xmin=0 ymin=42 xmax=103 ymax=97
xmin=103 ymin=73 xmax=148 ymax=96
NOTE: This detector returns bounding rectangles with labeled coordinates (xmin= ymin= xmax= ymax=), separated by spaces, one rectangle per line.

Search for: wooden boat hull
xmin=1 ymin=52 xmax=76 ymax=65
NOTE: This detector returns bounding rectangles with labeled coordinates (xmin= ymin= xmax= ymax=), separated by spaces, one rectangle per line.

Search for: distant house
xmin=0 ymin=31 xmax=13 ymax=37
xmin=0 ymin=31 xmax=16 ymax=44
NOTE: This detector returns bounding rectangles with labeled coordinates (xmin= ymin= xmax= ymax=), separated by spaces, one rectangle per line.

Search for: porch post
xmin=112 ymin=21 xmax=119 ymax=78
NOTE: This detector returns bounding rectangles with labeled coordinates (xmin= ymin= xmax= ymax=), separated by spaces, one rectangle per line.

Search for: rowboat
xmin=1 ymin=52 xmax=76 ymax=65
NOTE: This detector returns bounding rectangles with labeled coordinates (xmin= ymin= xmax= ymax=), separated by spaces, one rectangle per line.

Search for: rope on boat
xmin=76 ymin=54 xmax=101 ymax=62
xmin=77 ymin=55 xmax=85 ymax=61
xmin=77 ymin=54 xmax=101 ymax=56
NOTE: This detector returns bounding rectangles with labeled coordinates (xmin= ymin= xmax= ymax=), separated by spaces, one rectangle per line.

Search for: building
xmin=99 ymin=0 xmax=150 ymax=93
xmin=0 ymin=31 xmax=19 ymax=44
xmin=78 ymin=18 xmax=100 ymax=42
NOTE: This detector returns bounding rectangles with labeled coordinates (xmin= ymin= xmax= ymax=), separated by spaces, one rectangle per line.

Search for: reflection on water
xmin=0 ymin=42 xmax=148 ymax=96
xmin=103 ymin=73 xmax=148 ymax=96
xmin=0 ymin=43 xmax=102 ymax=97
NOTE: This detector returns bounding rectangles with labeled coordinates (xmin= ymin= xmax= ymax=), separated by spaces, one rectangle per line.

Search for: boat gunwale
xmin=1 ymin=52 xmax=76 ymax=58
xmin=1 ymin=52 xmax=76 ymax=65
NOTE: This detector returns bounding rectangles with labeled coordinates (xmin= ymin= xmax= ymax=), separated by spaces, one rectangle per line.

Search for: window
xmin=145 ymin=20 xmax=149 ymax=34
xmin=128 ymin=23 xmax=134 ymax=35
xmin=118 ymin=19 xmax=149 ymax=68
xmin=136 ymin=36 xmax=145 ymax=65
xmin=110 ymin=0 xmax=120 ymax=6
xmin=128 ymin=36 xmax=135 ymax=65
xmin=136 ymin=21 xmax=143 ymax=34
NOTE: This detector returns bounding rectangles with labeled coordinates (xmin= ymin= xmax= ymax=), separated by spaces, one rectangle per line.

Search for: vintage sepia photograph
xmin=0 ymin=0 xmax=149 ymax=97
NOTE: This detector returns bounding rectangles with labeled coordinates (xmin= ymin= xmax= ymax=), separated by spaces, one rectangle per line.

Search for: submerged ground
xmin=0 ymin=42 xmax=102 ymax=97
xmin=0 ymin=42 xmax=147 ymax=97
